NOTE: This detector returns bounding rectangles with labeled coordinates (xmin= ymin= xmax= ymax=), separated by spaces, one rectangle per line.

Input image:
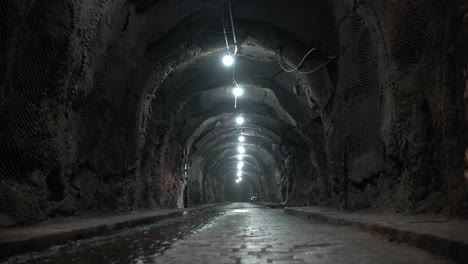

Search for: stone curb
xmin=284 ymin=207 xmax=468 ymax=263
xmin=0 ymin=205 xmax=218 ymax=259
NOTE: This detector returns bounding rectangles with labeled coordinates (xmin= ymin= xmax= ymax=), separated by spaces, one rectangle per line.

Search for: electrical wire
xmin=300 ymin=56 xmax=336 ymax=75
xmin=280 ymin=52 xmax=338 ymax=75
xmin=228 ymin=0 xmax=238 ymax=55
xmin=222 ymin=0 xmax=242 ymax=108
xmin=227 ymin=0 xmax=239 ymax=87
xmin=232 ymin=62 xmax=238 ymax=85
xmin=223 ymin=28 xmax=230 ymax=55
xmin=279 ymin=47 xmax=316 ymax=73
xmin=222 ymin=0 xmax=231 ymax=55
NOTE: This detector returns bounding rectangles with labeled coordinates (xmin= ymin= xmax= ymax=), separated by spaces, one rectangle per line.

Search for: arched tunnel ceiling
xmin=131 ymin=1 xmax=339 ymax=196
xmin=147 ymin=46 xmax=327 ymax=148
xmin=131 ymin=0 xmax=342 ymax=207
xmin=136 ymin=0 xmax=338 ymax=60
xmin=188 ymin=113 xmax=303 ymax=151
xmin=202 ymin=143 xmax=284 ymax=181
xmin=139 ymin=0 xmax=339 ymax=127
xmin=194 ymin=125 xmax=280 ymax=151
xmin=159 ymin=54 xmax=309 ymax=121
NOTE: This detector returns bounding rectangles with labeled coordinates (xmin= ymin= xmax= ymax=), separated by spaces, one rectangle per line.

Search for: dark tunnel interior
xmin=0 ymin=0 xmax=467 ymax=229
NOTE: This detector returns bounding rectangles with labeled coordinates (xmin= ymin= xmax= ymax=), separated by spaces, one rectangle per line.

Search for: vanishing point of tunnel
xmin=0 ymin=0 xmax=468 ymax=263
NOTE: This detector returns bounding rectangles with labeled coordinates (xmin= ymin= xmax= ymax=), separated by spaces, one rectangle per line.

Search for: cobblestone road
xmin=154 ymin=203 xmax=451 ymax=264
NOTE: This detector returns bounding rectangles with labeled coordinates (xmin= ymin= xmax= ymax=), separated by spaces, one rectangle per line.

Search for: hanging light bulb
xmin=236 ymin=116 xmax=244 ymax=125
xmin=238 ymin=136 xmax=245 ymax=142
xmin=232 ymin=86 xmax=243 ymax=108
xmin=238 ymin=177 xmax=242 ymax=182
xmin=237 ymin=155 xmax=243 ymax=161
xmin=237 ymin=161 xmax=244 ymax=170
xmin=222 ymin=55 xmax=234 ymax=66
xmin=237 ymin=171 xmax=242 ymax=177
xmin=237 ymin=145 xmax=245 ymax=154
xmin=236 ymin=179 xmax=240 ymax=183
xmin=233 ymin=86 xmax=243 ymax=97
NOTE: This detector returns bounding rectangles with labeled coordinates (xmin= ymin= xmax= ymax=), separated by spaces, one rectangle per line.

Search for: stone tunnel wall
xmin=0 ymin=0 xmax=189 ymax=225
xmin=0 ymin=0 xmax=467 ymax=226
xmin=288 ymin=0 xmax=468 ymax=214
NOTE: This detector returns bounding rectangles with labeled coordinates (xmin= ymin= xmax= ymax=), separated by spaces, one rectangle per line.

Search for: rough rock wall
xmin=186 ymin=158 xmax=204 ymax=206
xmin=0 ymin=0 xmax=187 ymax=226
xmin=1 ymin=0 xmax=81 ymax=225
xmin=289 ymin=0 xmax=468 ymax=215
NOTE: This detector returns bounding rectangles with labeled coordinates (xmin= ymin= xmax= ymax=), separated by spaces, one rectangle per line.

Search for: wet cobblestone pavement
xmin=155 ymin=203 xmax=452 ymax=264
xmin=1 ymin=203 xmax=454 ymax=264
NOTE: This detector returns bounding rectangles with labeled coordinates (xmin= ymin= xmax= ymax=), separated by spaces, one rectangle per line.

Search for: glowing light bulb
xmin=237 ymin=171 xmax=242 ymax=177
xmin=238 ymin=136 xmax=245 ymax=142
xmin=236 ymin=116 xmax=244 ymax=125
xmin=233 ymin=86 xmax=243 ymax=97
xmin=237 ymin=161 xmax=244 ymax=170
xmin=222 ymin=55 xmax=234 ymax=66
xmin=238 ymin=177 xmax=242 ymax=182
xmin=238 ymin=146 xmax=245 ymax=154
xmin=236 ymin=179 xmax=240 ymax=183
xmin=237 ymin=155 xmax=243 ymax=161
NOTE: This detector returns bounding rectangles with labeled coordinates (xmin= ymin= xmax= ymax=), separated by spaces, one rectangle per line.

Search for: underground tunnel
xmin=0 ymin=0 xmax=468 ymax=263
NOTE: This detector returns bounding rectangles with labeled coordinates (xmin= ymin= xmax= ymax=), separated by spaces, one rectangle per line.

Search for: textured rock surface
xmin=0 ymin=0 xmax=467 ymax=226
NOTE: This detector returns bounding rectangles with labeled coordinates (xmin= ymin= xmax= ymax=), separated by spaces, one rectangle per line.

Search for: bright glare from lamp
xmin=222 ymin=55 xmax=234 ymax=66
xmin=238 ymin=136 xmax=245 ymax=142
xmin=237 ymin=155 xmax=243 ymax=161
xmin=236 ymin=178 xmax=240 ymax=183
xmin=237 ymin=171 xmax=242 ymax=177
xmin=237 ymin=162 xmax=244 ymax=170
xmin=233 ymin=86 xmax=243 ymax=97
xmin=238 ymin=146 xmax=245 ymax=154
xmin=236 ymin=116 xmax=244 ymax=125
xmin=238 ymin=177 xmax=242 ymax=182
